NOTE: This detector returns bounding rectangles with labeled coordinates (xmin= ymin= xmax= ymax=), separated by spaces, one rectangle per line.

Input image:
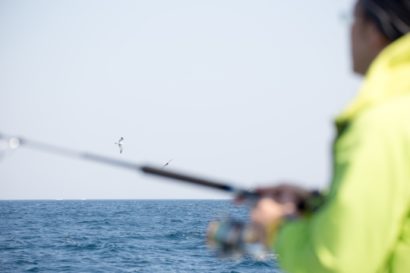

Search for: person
xmin=250 ymin=0 xmax=410 ymax=272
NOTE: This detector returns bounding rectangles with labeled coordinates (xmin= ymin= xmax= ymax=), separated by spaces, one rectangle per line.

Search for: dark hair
xmin=361 ymin=0 xmax=410 ymax=41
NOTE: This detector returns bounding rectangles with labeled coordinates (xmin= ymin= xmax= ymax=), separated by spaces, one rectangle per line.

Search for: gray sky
xmin=0 ymin=0 xmax=360 ymax=200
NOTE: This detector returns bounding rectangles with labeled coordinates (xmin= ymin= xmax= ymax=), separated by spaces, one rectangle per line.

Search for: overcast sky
xmin=0 ymin=0 xmax=360 ymax=200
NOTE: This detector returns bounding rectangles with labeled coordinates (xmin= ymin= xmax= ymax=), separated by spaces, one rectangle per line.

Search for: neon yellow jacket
xmin=275 ymin=33 xmax=410 ymax=273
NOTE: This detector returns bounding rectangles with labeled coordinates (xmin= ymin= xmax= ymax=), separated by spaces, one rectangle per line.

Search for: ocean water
xmin=0 ymin=200 xmax=283 ymax=273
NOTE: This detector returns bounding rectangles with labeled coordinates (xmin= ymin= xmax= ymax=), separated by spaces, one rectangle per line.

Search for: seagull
xmin=115 ymin=137 xmax=124 ymax=154
xmin=163 ymin=159 xmax=172 ymax=168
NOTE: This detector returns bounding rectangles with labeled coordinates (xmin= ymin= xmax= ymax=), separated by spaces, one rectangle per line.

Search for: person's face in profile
xmin=351 ymin=1 xmax=373 ymax=75
xmin=350 ymin=0 xmax=390 ymax=75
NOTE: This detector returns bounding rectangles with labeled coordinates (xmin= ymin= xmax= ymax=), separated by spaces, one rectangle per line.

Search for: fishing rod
xmin=0 ymin=132 xmax=259 ymax=199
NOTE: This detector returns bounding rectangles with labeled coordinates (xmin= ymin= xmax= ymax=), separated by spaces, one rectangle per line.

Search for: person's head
xmin=351 ymin=0 xmax=410 ymax=75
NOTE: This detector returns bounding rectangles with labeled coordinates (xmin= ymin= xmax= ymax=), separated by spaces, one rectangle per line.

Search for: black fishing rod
xmin=0 ymin=133 xmax=259 ymax=199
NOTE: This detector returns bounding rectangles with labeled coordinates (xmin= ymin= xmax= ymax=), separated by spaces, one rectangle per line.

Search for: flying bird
xmin=163 ymin=159 xmax=172 ymax=168
xmin=115 ymin=137 xmax=124 ymax=154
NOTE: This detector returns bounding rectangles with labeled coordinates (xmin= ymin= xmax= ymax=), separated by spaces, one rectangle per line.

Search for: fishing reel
xmin=207 ymin=218 xmax=269 ymax=260
xmin=206 ymin=190 xmax=324 ymax=259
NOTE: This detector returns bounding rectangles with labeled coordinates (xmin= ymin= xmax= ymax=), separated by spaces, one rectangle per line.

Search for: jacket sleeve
xmin=274 ymin=111 xmax=410 ymax=273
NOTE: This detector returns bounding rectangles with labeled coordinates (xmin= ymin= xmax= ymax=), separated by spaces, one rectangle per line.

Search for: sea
xmin=0 ymin=200 xmax=283 ymax=273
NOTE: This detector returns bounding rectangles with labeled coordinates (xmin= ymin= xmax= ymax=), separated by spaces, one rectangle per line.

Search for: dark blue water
xmin=0 ymin=200 xmax=282 ymax=273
